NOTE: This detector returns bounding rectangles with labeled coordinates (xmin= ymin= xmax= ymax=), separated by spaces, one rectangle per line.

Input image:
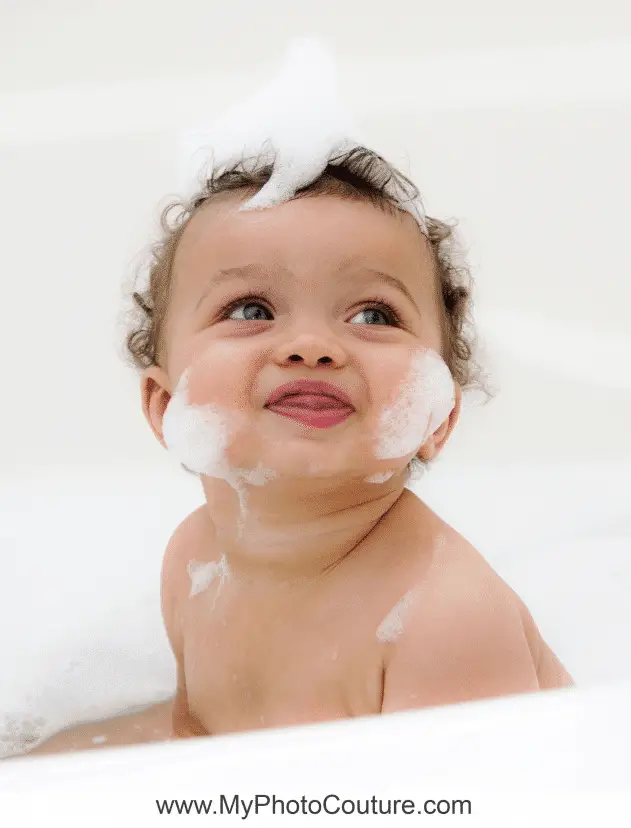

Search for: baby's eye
xmin=225 ymin=300 xmax=273 ymax=321
xmin=221 ymin=296 xmax=401 ymax=326
xmin=349 ymin=304 xmax=400 ymax=326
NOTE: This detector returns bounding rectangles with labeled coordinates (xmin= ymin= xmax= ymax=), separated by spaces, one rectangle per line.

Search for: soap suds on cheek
xmin=376 ymin=588 xmax=420 ymax=643
xmin=162 ymin=367 xmax=278 ymax=537
xmin=162 ymin=369 xmax=231 ymax=478
xmin=374 ymin=349 xmax=455 ymax=461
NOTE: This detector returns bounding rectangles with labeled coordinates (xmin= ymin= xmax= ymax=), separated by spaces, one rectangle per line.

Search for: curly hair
xmin=123 ymin=144 xmax=483 ymax=396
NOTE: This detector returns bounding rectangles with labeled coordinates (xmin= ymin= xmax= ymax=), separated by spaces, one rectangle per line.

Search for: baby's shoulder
xmin=379 ymin=521 xmax=541 ymax=708
xmin=399 ymin=507 xmax=526 ymax=634
xmin=161 ymin=506 xmax=215 ymax=608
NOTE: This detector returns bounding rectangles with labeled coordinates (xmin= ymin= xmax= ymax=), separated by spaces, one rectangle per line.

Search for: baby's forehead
xmin=174 ymin=192 xmax=433 ymax=296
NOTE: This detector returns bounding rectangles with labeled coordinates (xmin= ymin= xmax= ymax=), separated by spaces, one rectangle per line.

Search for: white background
xmin=1 ymin=1 xmax=630 ymax=474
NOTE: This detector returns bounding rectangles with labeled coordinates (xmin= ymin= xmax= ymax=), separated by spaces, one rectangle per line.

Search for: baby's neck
xmin=199 ymin=474 xmax=410 ymax=586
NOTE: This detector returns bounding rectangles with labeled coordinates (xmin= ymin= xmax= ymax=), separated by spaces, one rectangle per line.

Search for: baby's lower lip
xmin=266 ymin=395 xmax=354 ymax=429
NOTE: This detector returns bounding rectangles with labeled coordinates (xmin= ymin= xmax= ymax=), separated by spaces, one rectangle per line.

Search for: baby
xmin=27 ymin=146 xmax=572 ymax=757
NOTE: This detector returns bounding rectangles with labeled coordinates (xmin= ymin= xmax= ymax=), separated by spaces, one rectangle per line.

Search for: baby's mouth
xmin=270 ymin=393 xmax=351 ymax=410
xmin=265 ymin=394 xmax=354 ymax=428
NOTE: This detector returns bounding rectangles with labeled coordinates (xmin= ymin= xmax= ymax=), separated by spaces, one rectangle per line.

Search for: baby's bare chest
xmin=180 ymin=584 xmax=386 ymax=734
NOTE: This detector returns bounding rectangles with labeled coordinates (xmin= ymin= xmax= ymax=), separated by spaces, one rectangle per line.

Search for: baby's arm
xmin=535 ymin=642 xmax=574 ymax=689
xmin=517 ymin=601 xmax=574 ymax=690
xmin=23 ymin=701 xmax=173 ymax=757
xmin=161 ymin=509 xmax=209 ymax=739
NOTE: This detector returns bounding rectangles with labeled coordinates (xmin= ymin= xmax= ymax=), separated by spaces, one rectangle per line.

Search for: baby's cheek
xmin=183 ymin=347 xmax=244 ymax=410
xmin=162 ymin=375 xmax=226 ymax=476
xmin=162 ymin=361 xmax=248 ymax=477
xmin=371 ymin=348 xmax=454 ymax=460
xmin=184 ymin=364 xmax=223 ymax=408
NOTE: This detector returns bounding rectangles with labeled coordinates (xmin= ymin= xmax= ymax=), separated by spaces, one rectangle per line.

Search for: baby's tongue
xmin=273 ymin=394 xmax=349 ymax=410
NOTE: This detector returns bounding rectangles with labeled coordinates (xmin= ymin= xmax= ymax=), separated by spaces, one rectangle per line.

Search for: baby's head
xmin=124 ymin=145 xmax=481 ymax=484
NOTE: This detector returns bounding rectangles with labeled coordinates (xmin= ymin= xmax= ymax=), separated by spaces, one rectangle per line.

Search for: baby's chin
xmin=222 ymin=429 xmax=405 ymax=486
xmin=164 ymin=396 xmax=410 ymax=483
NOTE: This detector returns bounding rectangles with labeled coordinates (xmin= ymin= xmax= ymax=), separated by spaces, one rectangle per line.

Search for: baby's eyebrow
xmin=195 ymin=263 xmax=420 ymax=314
xmin=356 ymin=270 xmax=420 ymax=314
xmin=195 ymin=264 xmax=281 ymax=310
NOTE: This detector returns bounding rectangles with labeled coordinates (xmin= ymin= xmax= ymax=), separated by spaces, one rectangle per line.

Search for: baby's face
xmin=149 ymin=192 xmax=456 ymax=481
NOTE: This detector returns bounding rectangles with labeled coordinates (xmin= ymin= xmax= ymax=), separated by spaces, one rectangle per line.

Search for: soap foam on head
xmin=374 ymin=349 xmax=455 ymax=461
xmin=179 ymin=37 xmax=428 ymax=233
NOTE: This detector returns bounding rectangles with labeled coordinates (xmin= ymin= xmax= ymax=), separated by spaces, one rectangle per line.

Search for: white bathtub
xmin=2 ymin=465 xmax=630 ymax=784
xmin=1 ymin=679 xmax=630 ymax=826
xmin=1 ymin=465 xmax=630 ymax=825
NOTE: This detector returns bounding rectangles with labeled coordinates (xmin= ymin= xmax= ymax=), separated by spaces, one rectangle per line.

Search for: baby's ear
xmin=140 ymin=366 xmax=172 ymax=449
xmin=417 ymin=383 xmax=462 ymax=462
